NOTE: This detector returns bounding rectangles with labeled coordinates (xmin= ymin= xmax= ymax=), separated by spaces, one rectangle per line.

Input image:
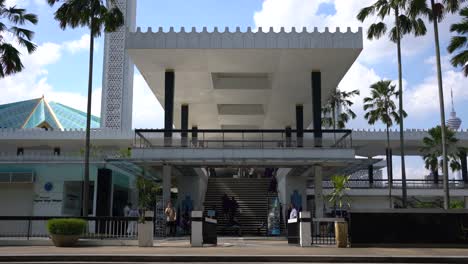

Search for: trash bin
xmin=287 ymin=218 xmax=299 ymax=244
xmin=203 ymin=217 xmax=217 ymax=245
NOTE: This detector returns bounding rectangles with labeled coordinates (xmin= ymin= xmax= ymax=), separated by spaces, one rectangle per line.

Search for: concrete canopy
xmin=126 ymin=27 xmax=363 ymax=129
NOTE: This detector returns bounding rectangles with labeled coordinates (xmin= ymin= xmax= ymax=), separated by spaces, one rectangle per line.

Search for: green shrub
xmin=47 ymin=218 xmax=87 ymax=236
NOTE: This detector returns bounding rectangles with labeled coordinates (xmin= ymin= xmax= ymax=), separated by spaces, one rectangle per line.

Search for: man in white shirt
xmin=289 ymin=204 xmax=298 ymax=219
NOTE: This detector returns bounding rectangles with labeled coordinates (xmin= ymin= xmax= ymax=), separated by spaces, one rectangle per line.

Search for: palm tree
xmin=448 ymin=6 xmax=468 ymax=76
xmin=363 ymin=80 xmax=407 ymax=208
xmin=0 ymin=0 xmax=37 ymax=77
xmin=328 ymin=175 xmax=351 ymax=218
xmin=357 ymin=0 xmax=427 ymax=208
xmin=420 ymin=126 xmax=463 ymax=185
xmin=47 ymin=0 xmax=124 ymax=216
xmin=407 ymin=0 xmax=466 ymax=211
xmin=322 ymin=88 xmax=359 ymax=143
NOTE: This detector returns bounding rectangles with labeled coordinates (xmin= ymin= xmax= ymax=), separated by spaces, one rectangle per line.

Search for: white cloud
xmin=131 ymin=73 xmax=164 ymax=129
xmin=0 ymin=35 xmax=101 ymax=117
xmin=63 ymin=34 xmax=92 ymax=54
xmin=405 ymin=55 xmax=467 ymax=118
xmin=253 ymin=0 xmax=461 ymax=64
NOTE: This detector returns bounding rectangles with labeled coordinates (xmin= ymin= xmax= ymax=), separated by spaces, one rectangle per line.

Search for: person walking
xmin=126 ymin=205 xmax=139 ymax=236
xmin=165 ymin=201 xmax=177 ymax=236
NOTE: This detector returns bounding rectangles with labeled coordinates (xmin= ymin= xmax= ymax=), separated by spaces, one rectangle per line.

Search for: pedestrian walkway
xmin=1 ymin=238 xmax=468 ymax=263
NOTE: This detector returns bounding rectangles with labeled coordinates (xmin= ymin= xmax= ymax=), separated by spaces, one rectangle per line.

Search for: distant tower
xmin=101 ymin=0 xmax=136 ymax=131
xmin=447 ymin=88 xmax=462 ymax=130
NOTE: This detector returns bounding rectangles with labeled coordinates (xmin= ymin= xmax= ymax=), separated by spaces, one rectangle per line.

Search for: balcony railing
xmin=311 ymin=179 xmax=467 ymax=189
xmin=134 ymin=129 xmax=352 ymax=149
xmin=0 ymin=216 xmax=151 ymax=240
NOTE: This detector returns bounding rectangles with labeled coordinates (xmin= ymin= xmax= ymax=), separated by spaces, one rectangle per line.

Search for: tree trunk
xmin=431 ymin=0 xmax=450 ymax=209
xmin=395 ymin=7 xmax=407 ymax=208
xmin=83 ymin=25 xmax=95 ymax=217
xmin=332 ymin=106 xmax=337 ymax=144
xmin=386 ymin=124 xmax=393 ymax=208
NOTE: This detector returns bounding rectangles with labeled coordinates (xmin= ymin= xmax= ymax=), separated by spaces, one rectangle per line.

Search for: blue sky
xmin=1 ymin=0 xmax=467 ymax=178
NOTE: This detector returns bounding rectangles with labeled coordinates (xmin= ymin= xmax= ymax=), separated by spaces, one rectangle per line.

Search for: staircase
xmin=203 ymin=178 xmax=281 ymax=236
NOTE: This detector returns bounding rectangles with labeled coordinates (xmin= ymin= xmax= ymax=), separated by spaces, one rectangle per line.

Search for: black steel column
xmin=191 ymin=126 xmax=198 ymax=147
xmin=368 ymin=163 xmax=374 ymax=187
xmin=164 ymin=71 xmax=175 ymax=138
xmin=461 ymin=150 xmax=467 ymax=184
xmin=296 ymin=105 xmax=303 ymax=147
xmin=181 ymin=104 xmax=189 ymax=146
xmin=285 ymin=126 xmax=292 ymax=147
xmin=96 ymin=168 xmax=112 ymax=234
xmin=311 ymin=72 xmax=322 ymax=147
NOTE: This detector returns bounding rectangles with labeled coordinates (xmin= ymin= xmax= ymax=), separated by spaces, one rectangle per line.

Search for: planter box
xmin=50 ymin=234 xmax=80 ymax=247
xmin=138 ymin=211 xmax=154 ymax=247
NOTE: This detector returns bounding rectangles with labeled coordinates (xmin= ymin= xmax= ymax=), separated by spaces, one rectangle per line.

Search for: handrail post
xmin=27 ymin=218 xmax=31 ymax=240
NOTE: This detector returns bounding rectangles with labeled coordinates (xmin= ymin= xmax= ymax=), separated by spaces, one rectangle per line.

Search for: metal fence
xmin=312 ymin=218 xmax=340 ymax=245
xmin=0 ymin=216 xmax=151 ymax=240
xmin=134 ymin=129 xmax=353 ymax=149
xmin=316 ymin=179 xmax=467 ymax=189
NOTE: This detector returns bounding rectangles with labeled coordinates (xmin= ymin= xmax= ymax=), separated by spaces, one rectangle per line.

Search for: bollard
xmin=191 ymin=211 xmax=203 ymax=247
xmin=299 ymin=211 xmax=312 ymax=247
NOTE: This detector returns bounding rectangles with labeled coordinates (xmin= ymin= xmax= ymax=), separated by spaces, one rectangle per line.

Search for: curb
xmin=1 ymin=254 xmax=468 ymax=263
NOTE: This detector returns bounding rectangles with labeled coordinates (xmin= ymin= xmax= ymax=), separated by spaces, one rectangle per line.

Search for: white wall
xmin=0 ymin=184 xmax=34 ymax=236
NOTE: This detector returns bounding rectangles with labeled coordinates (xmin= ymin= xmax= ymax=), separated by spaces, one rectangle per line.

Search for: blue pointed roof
xmin=0 ymin=97 xmax=100 ymax=130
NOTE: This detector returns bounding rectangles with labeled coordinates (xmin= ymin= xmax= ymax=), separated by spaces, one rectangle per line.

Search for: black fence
xmin=0 ymin=216 xmax=151 ymax=240
xmin=134 ymin=129 xmax=353 ymax=149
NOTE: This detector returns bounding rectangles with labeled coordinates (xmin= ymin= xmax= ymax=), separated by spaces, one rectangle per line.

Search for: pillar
xmin=296 ymin=105 xmax=304 ymax=147
xmin=162 ymin=165 xmax=172 ymax=203
xmin=460 ymin=150 xmax=467 ymax=184
xmin=96 ymin=168 xmax=112 ymax=234
xmin=181 ymin=104 xmax=189 ymax=147
xmin=314 ymin=165 xmax=324 ymax=218
xmin=190 ymin=211 xmax=203 ymax=247
xmin=285 ymin=126 xmax=292 ymax=147
xmin=191 ymin=126 xmax=198 ymax=147
xmin=368 ymin=159 xmax=374 ymax=187
xmin=311 ymin=72 xmax=322 ymax=147
xmin=299 ymin=211 xmax=312 ymax=247
xmin=164 ymin=71 xmax=175 ymax=139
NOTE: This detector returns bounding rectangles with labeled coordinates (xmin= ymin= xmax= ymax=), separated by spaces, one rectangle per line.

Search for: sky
xmin=1 ymin=0 xmax=467 ymax=179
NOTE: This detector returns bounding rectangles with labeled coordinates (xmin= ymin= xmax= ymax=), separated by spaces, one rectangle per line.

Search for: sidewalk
xmin=1 ymin=239 xmax=468 ymax=263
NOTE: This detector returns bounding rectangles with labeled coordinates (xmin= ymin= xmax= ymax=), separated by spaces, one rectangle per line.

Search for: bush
xmin=47 ymin=218 xmax=87 ymax=236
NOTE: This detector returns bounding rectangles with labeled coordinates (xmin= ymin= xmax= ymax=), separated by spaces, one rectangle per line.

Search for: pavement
xmin=1 ymin=238 xmax=468 ymax=263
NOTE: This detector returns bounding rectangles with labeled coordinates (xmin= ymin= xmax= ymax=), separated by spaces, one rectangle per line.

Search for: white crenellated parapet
xmin=126 ymin=26 xmax=363 ymax=49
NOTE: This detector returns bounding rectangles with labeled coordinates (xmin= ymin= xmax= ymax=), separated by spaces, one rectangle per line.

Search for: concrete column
xmin=164 ymin=71 xmax=175 ymax=139
xmin=465 ymin=197 xmax=468 ymax=209
xmin=296 ymin=105 xmax=303 ymax=147
xmin=311 ymin=72 xmax=322 ymax=147
xmin=299 ymin=211 xmax=312 ymax=247
xmin=162 ymin=165 xmax=171 ymax=203
xmin=314 ymin=165 xmax=324 ymax=218
xmin=191 ymin=211 xmax=203 ymax=247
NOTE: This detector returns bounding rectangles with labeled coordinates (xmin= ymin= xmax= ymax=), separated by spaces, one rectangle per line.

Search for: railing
xmin=0 ymin=216 xmax=151 ymax=240
xmin=312 ymin=218 xmax=341 ymax=245
xmin=312 ymin=179 xmax=467 ymax=189
xmin=134 ymin=129 xmax=353 ymax=149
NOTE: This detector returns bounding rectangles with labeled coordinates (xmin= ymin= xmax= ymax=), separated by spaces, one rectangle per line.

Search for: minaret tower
xmin=447 ymin=88 xmax=462 ymax=130
xmin=101 ymin=0 xmax=137 ymax=131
